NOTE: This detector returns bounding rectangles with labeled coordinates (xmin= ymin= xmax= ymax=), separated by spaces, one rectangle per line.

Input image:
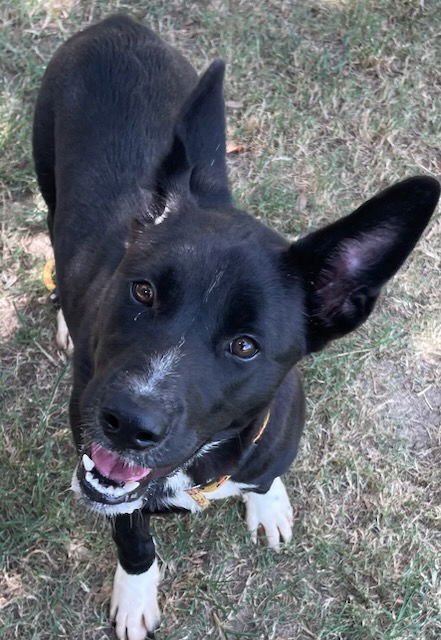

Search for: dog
xmin=32 ymin=14 xmax=440 ymax=640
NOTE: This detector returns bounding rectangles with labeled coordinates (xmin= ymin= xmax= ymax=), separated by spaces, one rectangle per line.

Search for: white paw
xmin=56 ymin=309 xmax=74 ymax=356
xmin=243 ymin=477 xmax=293 ymax=551
xmin=110 ymin=560 xmax=161 ymax=640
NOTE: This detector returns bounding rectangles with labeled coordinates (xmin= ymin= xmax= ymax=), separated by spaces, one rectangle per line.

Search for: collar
xmin=185 ymin=409 xmax=271 ymax=509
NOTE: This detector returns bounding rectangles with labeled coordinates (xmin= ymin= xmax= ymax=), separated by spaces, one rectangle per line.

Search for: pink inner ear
xmin=315 ymin=226 xmax=395 ymax=320
xmin=319 ymin=226 xmax=395 ymax=285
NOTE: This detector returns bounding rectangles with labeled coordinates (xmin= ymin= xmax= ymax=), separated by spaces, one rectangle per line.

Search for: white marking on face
xmin=131 ymin=341 xmax=184 ymax=395
xmin=183 ymin=440 xmax=222 ymax=467
xmin=111 ymin=560 xmax=161 ymax=640
xmin=153 ymin=194 xmax=178 ymax=225
xmin=204 ymin=268 xmax=225 ymax=301
xmin=242 ymin=477 xmax=293 ymax=551
xmin=153 ymin=211 xmax=168 ymax=225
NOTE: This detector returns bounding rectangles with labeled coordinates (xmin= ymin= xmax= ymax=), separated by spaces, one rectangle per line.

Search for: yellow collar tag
xmin=186 ymin=474 xmax=232 ymax=510
xmin=186 ymin=491 xmax=210 ymax=509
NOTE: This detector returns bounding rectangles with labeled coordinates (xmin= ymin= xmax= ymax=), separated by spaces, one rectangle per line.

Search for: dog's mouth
xmin=76 ymin=443 xmax=174 ymax=507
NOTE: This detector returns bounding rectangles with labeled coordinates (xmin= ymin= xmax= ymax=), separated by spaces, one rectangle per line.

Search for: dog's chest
xmin=155 ymin=470 xmax=254 ymax=513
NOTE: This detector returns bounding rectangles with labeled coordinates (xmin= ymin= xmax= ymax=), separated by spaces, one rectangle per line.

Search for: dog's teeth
xmin=82 ymin=454 xmax=94 ymax=471
xmin=90 ymin=476 xmax=109 ymax=495
xmin=84 ymin=467 xmax=139 ymax=499
xmin=124 ymin=481 xmax=140 ymax=492
xmin=89 ymin=475 xmax=101 ymax=490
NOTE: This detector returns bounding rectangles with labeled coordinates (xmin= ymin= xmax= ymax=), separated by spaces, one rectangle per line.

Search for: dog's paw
xmin=110 ymin=560 xmax=161 ymax=640
xmin=56 ymin=309 xmax=74 ymax=356
xmin=243 ymin=477 xmax=293 ymax=551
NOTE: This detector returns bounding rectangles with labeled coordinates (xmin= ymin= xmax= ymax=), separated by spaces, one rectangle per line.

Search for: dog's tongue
xmin=91 ymin=444 xmax=151 ymax=482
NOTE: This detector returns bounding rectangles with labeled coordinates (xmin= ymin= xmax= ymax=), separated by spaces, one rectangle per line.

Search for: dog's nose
xmin=101 ymin=400 xmax=168 ymax=450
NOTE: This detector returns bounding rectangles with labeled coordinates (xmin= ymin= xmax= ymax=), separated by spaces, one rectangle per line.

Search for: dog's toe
xmin=243 ymin=477 xmax=293 ymax=551
xmin=110 ymin=560 xmax=161 ymax=640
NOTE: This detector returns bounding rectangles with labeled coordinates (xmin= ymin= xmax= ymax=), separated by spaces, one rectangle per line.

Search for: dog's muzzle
xmin=72 ymin=443 xmax=174 ymax=511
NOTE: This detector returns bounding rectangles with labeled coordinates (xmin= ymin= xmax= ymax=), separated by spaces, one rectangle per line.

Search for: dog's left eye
xmin=229 ymin=336 xmax=259 ymax=359
xmin=132 ymin=281 xmax=155 ymax=306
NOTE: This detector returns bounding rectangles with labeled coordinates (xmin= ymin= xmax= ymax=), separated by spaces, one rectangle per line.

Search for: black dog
xmin=33 ymin=14 xmax=439 ymax=640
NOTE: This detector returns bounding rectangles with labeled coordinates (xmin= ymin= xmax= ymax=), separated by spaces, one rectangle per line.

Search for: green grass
xmin=1 ymin=1 xmax=441 ymax=639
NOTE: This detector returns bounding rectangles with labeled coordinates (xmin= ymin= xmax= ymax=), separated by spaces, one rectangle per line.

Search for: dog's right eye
xmin=229 ymin=336 xmax=260 ymax=359
xmin=132 ymin=281 xmax=155 ymax=306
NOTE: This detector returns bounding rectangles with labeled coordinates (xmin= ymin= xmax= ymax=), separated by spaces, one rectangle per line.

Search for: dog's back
xmin=33 ymin=15 xmax=198 ymax=327
xmin=34 ymin=14 xmax=197 ymax=192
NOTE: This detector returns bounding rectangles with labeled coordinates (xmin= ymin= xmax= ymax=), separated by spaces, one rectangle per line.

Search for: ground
xmin=1 ymin=1 xmax=440 ymax=639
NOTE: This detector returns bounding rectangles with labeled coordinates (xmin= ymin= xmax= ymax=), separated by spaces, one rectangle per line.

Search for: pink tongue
xmin=91 ymin=444 xmax=151 ymax=482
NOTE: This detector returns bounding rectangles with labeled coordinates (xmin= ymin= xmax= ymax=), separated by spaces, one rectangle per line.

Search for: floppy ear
xmin=286 ymin=176 xmax=440 ymax=353
xmin=155 ymin=59 xmax=231 ymax=210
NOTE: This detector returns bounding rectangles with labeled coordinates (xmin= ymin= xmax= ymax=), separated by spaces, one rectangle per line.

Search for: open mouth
xmin=76 ymin=443 xmax=172 ymax=507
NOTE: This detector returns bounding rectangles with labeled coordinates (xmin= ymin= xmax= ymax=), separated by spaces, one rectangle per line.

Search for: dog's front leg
xmin=110 ymin=512 xmax=160 ymax=640
xmin=242 ymin=477 xmax=293 ymax=552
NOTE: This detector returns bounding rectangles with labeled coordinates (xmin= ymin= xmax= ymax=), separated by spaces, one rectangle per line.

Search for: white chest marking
xmin=162 ymin=470 xmax=255 ymax=512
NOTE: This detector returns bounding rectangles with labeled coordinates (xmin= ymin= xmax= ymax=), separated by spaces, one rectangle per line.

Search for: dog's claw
xmin=243 ymin=477 xmax=293 ymax=551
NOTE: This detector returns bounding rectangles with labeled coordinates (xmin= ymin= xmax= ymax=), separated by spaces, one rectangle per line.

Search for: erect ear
xmin=285 ymin=176 xmax=440 ymax=353
xmin=154 ymin=59 xmax=231 ymax=210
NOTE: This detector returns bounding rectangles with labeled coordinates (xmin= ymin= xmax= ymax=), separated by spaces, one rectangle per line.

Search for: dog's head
xmin=74 ymin=61 xmax=439 ymax=514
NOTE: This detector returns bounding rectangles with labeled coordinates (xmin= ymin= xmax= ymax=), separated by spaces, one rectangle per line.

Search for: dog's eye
xmin=132 ymin=281 xmax=155 ymax=306
xmin=229 ymin=336 xmax=259 ymax=359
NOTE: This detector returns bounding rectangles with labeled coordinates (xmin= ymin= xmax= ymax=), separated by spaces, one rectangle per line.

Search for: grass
xmin=1 ymin=0 xmax=441 ymax=638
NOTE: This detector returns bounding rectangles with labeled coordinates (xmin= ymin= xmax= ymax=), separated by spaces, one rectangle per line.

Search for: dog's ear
xmin=155 ymin=60 xmax=231 ymax=209
xmin=285 ymin=176 xmax=440 ymax=353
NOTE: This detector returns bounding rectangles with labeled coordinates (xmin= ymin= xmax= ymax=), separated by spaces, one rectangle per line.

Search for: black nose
xmin=101 ymin=399 xmax=168 ymax=450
